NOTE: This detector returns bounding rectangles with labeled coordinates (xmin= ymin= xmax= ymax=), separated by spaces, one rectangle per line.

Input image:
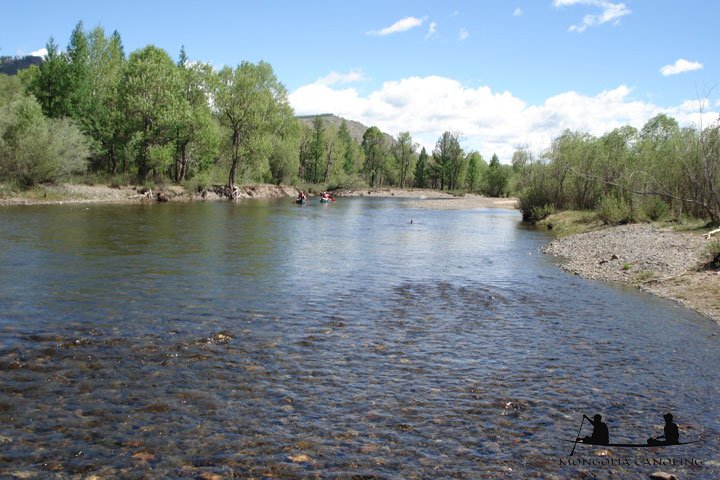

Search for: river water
xmin=0 ymin=198 xmax=718 ymax=479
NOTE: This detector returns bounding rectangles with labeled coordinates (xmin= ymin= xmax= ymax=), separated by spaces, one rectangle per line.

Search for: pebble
xmin=650 ymin=472 xmax=676 ymax=480
xmin=288 ymin=454 xmax=312 ymax=463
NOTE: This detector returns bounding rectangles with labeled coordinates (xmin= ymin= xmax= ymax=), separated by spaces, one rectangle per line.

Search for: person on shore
xmin=580 ymin=414 xmax=610 ymax=445
xmin=648 ymin=413 xmax=679 ymax=445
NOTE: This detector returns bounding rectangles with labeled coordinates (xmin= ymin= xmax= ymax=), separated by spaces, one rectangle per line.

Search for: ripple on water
xmin=1 ymin=202 xmax=719 ymax=478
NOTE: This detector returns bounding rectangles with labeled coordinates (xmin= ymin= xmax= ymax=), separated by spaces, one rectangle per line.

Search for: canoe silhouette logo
xmin=568 ymin=412 xmax=700 ymax=456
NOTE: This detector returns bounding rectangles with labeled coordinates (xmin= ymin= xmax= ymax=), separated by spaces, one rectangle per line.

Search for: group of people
xmin=580 ymin=412 xmax=679 ymax=446
xmin=295 ymin=190 xmax=333 ymax=203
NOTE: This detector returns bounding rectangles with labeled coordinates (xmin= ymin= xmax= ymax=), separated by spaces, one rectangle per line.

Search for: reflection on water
xmin=0 ymin=198 xmax=719 ymax=478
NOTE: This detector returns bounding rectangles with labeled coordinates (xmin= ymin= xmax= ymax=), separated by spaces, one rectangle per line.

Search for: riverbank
xmin=0 ymin=183 xmax=517 ymax=210
xmin=543 ymin=219 xmax=720 ymax=322
xmin=0 ymin=183 xmax=301 ymax=206
xmin=335 ymin=187 xmax=518 ymax=209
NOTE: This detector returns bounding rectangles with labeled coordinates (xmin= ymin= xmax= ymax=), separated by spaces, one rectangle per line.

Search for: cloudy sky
xmin=3 ymin=0 xmax=718 ymax=160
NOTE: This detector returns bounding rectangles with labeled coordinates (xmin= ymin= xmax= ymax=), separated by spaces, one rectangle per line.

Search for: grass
xmin=536 ymin=210 xmax=604 ymax=237
xmin=657 ymin=215 xmax=710 ymax=232
xmin=633 ymin=270 xmax=656 ymax=284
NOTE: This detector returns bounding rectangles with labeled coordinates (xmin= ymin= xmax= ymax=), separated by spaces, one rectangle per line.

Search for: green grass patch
xmin=536 ymin=210 xmax=603 ymax=237
xmin=633 ymin=270 xmax=656 ymax=284
xmin=657 ymin=216 xmax=711 ymax=232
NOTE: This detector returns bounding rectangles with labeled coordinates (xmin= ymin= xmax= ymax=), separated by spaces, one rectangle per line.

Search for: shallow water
xmin=0 ymin=198 xmax=718 ymax=479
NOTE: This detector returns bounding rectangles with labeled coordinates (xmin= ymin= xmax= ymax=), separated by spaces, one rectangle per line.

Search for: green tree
xmin=119 ymin=45 xmax=185 ymax=179
xmin=395 ymin=131 xmax=416 ymax=188
xmin=173 ymin=55 xmax=219 ymax=182
xmin=0 ymin=75 xmax=88 ymax=186
xmin=465 ymin=151 xmax=486 ymax=191
xmin=337 ymin=120 xmax=360 ymax=175
xmin=307 ymin=115 xmax=326 ymax=183
xmin=268 ymin=115 xmax=300 ymax=185
xmin=361 ymin=126 xmax=386 ymax=187
xmin=83 ymin=27 xmax=126 ymax=173
xmin=28 ymin=37 xmax=72 ymax=118
xmin=414 ymin=146 xmax=428 ymax=188
xmin=433 ymin=131 xmax=463 ymax=190
xmin=485 ymin=153 xmax=509 ymax=197
xmin=65 ymin=21 xmax=92 ymax=121
xmin=215 ymin=61 xmax=292 ymax=188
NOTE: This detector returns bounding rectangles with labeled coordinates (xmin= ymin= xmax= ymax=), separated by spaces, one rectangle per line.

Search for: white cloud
xmin=290 ymin=75 xmax=719 ymax=162
xmin=367 ymin=16 xmax=425 ymax=36
xmin=316 ymin=69 xmax=366 ymax=86
xmin=426 ymin=21 xmax=437 ymax=39
xmin=554 ymin=0 xmax=631 ymax=32
xmin=513 ymin=8 xmax=523 ymax=16
xmin=30 ymin=48 xmax=48 ymax=58
xmin=660 ymin=59 xmax=704 ymax=77
xmin=458 ymin=28 xmax=470 ymax=41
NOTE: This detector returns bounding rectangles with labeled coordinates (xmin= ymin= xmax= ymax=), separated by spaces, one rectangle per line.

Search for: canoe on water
xmin=319 ymin=197 xmax=330 ymax=203
xmin=564 ymin=440 xmax=700 ymax=448
xmin=295 ymin=198 xmax=307 ymax=205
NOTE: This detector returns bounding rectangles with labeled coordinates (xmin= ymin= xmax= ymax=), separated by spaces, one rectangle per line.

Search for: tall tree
xmin=65 ymin=21 xmax=92 ymax=121
xmin=308 ymin=115 xmax=326 ymax=183
xmin=485 ymin=153 xmax=509 ymax=197
xmin=465 ymin=151 xmax=485 ymax=191
xmin=433 ymin=131 xmax=463 ymax=190
xmin=395 ymin=131 xmax=416 ymax=188
xmin=268 ymin=114 xmax=300 ymax=185
xmin=414 ymin=146 xmax=428 ymax=188
xmin=28 ymin=37 xmax=72 ymax=118
xmin=83 ymin=27 xmax=126 ymax=173
xmin=361 ymin=126 xmax=386 ymax=187
xmin=173 ymin=55 xmax=219 ymax=182
xmin=119 ymin=45 xmax=185 ymax=179
xmin=337 ymin=120 xmax=360 ymax=175
xmin=215 ymin=61 xmax=292 ymax=188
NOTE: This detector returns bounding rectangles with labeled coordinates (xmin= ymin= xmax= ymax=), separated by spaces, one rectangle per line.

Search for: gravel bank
xmin=335 ymin=188 xmax=517 ymax=210
xmin=544 ymin=223 xmax=720 ymax=322
xmin=0 ymin=183 xmax=300 ymax=206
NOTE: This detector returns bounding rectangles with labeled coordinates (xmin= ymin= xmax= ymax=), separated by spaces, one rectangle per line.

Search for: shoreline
xmin=0 ymin=184 xmax=518 ymax=210
xmin=0 ymin=183 xmax=302 ymax=206
xmin=543 ymin=222 xmax=720 ymax=323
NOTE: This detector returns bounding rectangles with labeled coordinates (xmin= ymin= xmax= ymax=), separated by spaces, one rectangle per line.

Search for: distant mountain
xmin=0 ymin=55 xmax=43 ymax=75
xmin=297 ymin=113 xmax=395 ymax=146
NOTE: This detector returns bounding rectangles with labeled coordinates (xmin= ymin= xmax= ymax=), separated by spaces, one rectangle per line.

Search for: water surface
xmin=1 ymin=198 xmax=718 ymax=478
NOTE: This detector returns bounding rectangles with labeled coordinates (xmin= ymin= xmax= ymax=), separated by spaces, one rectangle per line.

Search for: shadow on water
xmin=0 ymin=198 xmax=718 ymax=478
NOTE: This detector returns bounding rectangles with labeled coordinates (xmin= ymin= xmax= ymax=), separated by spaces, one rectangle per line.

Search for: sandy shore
xmin=335 ymin=188 xmax=518 ymax=209
xmin=544 ymin=223 xmax=720 ymax=322
xmin=0 ymin=184 xmax=517 ymax=210
xmin=0 ymin=183 xmax=301 ymax=206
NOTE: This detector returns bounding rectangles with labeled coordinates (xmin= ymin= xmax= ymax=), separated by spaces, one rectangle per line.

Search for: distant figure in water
xmin=648 ymin=413 xmax=679 ymax=445
xmin=580 ymin=414 xmax=610 ymax=445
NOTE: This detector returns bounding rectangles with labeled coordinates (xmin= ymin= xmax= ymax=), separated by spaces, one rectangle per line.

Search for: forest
xmin=1 ymin=22 xmax=718 ymax=225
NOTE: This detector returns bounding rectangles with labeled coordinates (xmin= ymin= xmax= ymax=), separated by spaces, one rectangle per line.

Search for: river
xmin=0 ymin=198 xmax=718 ymax=479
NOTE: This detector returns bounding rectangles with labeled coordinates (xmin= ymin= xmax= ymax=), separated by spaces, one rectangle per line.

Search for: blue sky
xmin=3 ymin=0 xmax=718 ymax=160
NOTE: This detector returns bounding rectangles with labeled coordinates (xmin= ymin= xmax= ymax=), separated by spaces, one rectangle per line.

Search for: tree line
xmin=0 ymin=21 xmax=512 ymax=197
xmin=514 ymin=112 xmax=720 ymax=226
xmin=2 ymin=21 xmax=717 ymax=226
